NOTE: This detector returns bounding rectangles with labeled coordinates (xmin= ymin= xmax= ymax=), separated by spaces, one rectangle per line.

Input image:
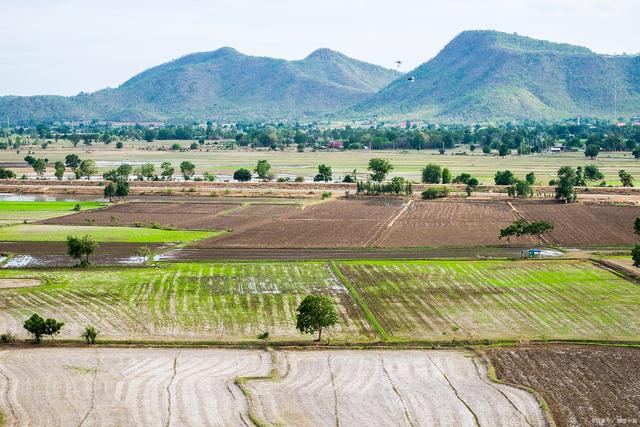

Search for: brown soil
xmin=0 ymin=278 xmax=42 ymax=288
xmin=485 ymin=345 xmax=640 ymax=427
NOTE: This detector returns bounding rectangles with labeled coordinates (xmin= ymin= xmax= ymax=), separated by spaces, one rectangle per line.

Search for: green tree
xmin=368 ymin=158 xmax=393 ymax=182
xmin=0 ymin=167 xmax=16 ymax=179
xmin=81 ymin=326 xmax=99 ymax=344
xmin=77 ymin=159 xmax=97 ymax=180
xmin=23 ymin=313 xmax=64 ymax=344
xmin=314 ymin=164 xmax=332 ymax=182
xmin=633 ymin=245 xmax=640 ymax=268
xmin=584 ymin=164 xmax=604 ymax=181
xmin=499 ymin=218 xmax=530 ymax=241
xmin=507 ymin=180 xmax=533 ymax=198
xmin=635 ymin=217 xmax=640 ymax=235
xmin=54 ymin=161 xmax=65 ymax=180
xmin=254 ymin=160 xmax=272 ymax=180
xmin=138 ymin=163 xmax=155 ymax=180
xmin=525 ymin=172 xmax=536 ymax=185
xmin=619 ymin=170 xmax=634 ymax=187
xmin=528 ymin=220 xmax=555 ymax=244
xmin=32 ymin=158 xmax=47 ymax=178
xmin=104 ymin=182 xmax=116 ymax=202
xmin=116 ymin=163 xmax=133 ymax=180
xmin=64 ymin=154 xmax=81 ymax=170
xmin=233 ymin=168 xmax=252 ymax=182
xmin=498 ymin=144 xmax=509 ymax=157
xmin=421 ymin=164 xmax=442 ymax=183
xmin=295 ymin=295 xmax=338 ymax=341
xmin=67 ymin=235 xmax=97 ymax=267
xmin=585 ymin=144 xmax=600 ymax=159
xmin=555 ymin=166 xmax=577 ymax=203
xmin=441 ymin=168 xmax=452 ymax=184
xmin=160 ymin=161 xmax=175 ymax=180
xmin=494 ymin=170 xmax=516 ymax=185
xmin=180 ymin=161 xmax=196 ymax=180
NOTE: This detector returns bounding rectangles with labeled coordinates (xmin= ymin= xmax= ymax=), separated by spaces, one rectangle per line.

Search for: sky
xmin=1 ymin=0 xmax=638 ymax=96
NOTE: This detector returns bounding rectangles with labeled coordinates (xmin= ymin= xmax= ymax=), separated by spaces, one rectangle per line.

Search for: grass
xmin=0 ymin=224 xmax=221 ymax=243
xmin=0 ymin=201 xmax=106 ymax=225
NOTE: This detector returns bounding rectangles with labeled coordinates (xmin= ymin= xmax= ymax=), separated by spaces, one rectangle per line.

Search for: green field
xmin=0 ymin=262 xmax=371 ymax=341
xmin=0 ymin=201 xmax=105 ymax=225
xmin=0 ymin=259 xmax=638 ymax=343
xmin=0 ymin=224 xmax=220 ymax=243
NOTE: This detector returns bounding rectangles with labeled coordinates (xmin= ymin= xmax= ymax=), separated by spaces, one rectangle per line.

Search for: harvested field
xmin=248 ymin=350 xmax=547 ymax=426
xmin=515 ymin=201 xmax=640 ymax=246
xmin=338 ymin=260 xmax=640 ymax=341
xmin=375 ymin=200 xmax=536 ymax=247
xmin=0 ymin=279 xmax=41 ymax=289
xmin=0 ymin=348 xmax=270 ymax=426
xmin=0 ymin=262 xmax=372 ymax=341
xmin=486 ymin=345 xmax=640 ymax=427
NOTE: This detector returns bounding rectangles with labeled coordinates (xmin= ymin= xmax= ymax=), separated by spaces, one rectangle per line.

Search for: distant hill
xmin=0 ymin=47 xmax=399 ymax=123
xmin=353 ymin=30 xmax=640 ymax=122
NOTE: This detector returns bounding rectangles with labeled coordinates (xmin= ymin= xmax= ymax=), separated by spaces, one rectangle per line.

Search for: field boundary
xmin=590 ymin=258 xmax=640 ymax=284
xmin=328 ymin=261 xmax=390 ymax=341
xmin=234 ymin=349 xmax=278 ymax=427
xmin=476 ymin=350 xmax=557 ymax=427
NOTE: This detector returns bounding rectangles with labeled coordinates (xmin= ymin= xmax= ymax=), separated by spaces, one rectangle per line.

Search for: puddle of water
xmin=3 ymin=255 xmax=34 ymax=268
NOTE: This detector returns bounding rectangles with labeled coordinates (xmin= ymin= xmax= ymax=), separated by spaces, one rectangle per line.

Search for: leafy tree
xmin=77 ymin=159 xmax=97 ymax=180
xmin=368 ymin=158 xmax=393 ymax=182
xmin=115 ymin=141 xmax=124 ymax=149
xmin=528 ymin=220 xmax=554 ymax=244
xmin=31 ymin=158 xmax=47 ymax=178
xmin=23 ymin=313 xmax=64 ymax=344
xmin=499 ymin=218 xmax=530 ymax=241
xmin=498 ymin=144 xmax=509 ymax=157
xmin=441 ymin=168 xmax=452 ymax=184
xmin=180 ymin=161 xmax=196 ymax=180
xmin=233 ymin=168 xmax=252 ymax=182
xmin=507 ymin=180 xmax=533 ymax=198
xmin=23 ymin=155 xmax=36 ymax=166
xmin=0 ymin=167 xmax=16 ymax=179
xmin=619 ymin=170 xmax=634 ymax=187
xmin=54 ymin=161 xmax=65 ymax=180
xmin=494 ymin=170 xmax=516 ymax=185
xmin=421 ymin=187 xmax=449 ymax=199
xmin=160 ymin=161 xmax=175 ymax=180
xmin=635 ymin=217 xmax=640 ymax=235
xmin=67 ymin=235 xmax=97 ymax=267
xmin=584 ymin=164 xmax=604 ymax=181
xmin=585 ymin=144 xmax=600 ymax=159
xmin=64 ymin=154 xmax=81 ymax=170
xmin=81 ymin=326 xmax=99 ymax=344
xmin=633 ymin=145 xmax=640 ymax=160
xmin=104 ymin=182 xmax=116 ymax=202
xmin=633 ymin=245 xmax=640 ymax=268
xmin=295 ymin=295 xmax=338 ymax=341
xmin=421 ymin=164 xmax=442 ymax=183
xmin=116 ymin=163 xmax=133 ymax=180
xmin=453 ymin=173 xmax=471 ymax=184
xmin=389 ymin=176 xmax=406 ymax=195
xmin=525 ymin=172 xmax=536 ymax=185
xmin=314 ymin=164 xmax=332 ymax=182
xmin=137 ymin=162 xmax=155 ymax=180
xmin=254 ymin=160 xmax=272 ymax=180
xmin=555 ymin=166 xmax=577 ymax=203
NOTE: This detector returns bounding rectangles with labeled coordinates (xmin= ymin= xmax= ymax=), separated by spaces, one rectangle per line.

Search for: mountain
xmin=0 ymin=48 xmax=399 ymax=123
xmin=353 ymin=30 xmax=640 ymax=122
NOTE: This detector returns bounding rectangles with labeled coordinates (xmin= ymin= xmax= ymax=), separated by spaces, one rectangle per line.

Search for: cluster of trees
xmin=356 ymin=177 xmax=413 ymax=196
xmin=22 ymin=313 xmax=98 ymax=344
xmin=499 ymin=219 xmax=555 ymax=244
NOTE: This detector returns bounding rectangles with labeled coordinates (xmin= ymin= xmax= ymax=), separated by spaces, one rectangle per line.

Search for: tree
xmin=585 ymin=144 xmax=600 ymax=159
xmin=0 ymin=167 xmax=16 ymax=179
xmin=254 ymin=160 xmax=272 ymax=180
xmin=32 ymin=158 xmax=47 ymax=178
xmin=23 ymin=155 xmax=36 ymax=166
xmin=104 ymin=182 xmax=116 ymax=202
xmin=64 ymin=154 xmax=81 ymax=170
xmin=160 ymin=162 xmax=175 ymax=180
xmin=633 ymin=145 xmax=640 ymax=160
xmin=233 ymin=168 xmax=252 ymax=182
xmin=77 ymin=159 xmax=97 ymax=180
xmin=441 ymin=168 xmax=452 ymax=184
xmin=368 ymin=158 xmax=393 ymax=182
xmin=494 ymin=170 xmax=516 ymax=185
xmin=81 ymin=326 xmax=99 ymax=344
xmin=54 ymin=161 xmax=65 ymax=180
xmin=555 ymin=166 xmax=577 ymax=203
xmin=635 ymin=217 xmax=640 ymax=235
xmin=528 ymin=221 xmax=555 ymax=244
xmin=67 ymin=235 xmax=97 ymax=267
xmin=314 ymin=164 xmax=332 ymax=182
xmin=180 ymin=161 xmax=196 ymax=180
xmin=507 ymin=180 xmax=533 ymax=198
xmin=139 ymin=163 xmax=155 ymax=180
xmin=421 ymin=164 xmax=442 ymax=183
xmin=619 ymin=170 xmax=634 ymax=187
xmin=499 ymin=218 xmax=530 ymax=241
xmin=584 ymin=164 xmax=604 ymax=181
xmin=116 ymin=163 xmax=133 ymax=180
xmin=295 ymin=295 xmax=338 ymax=341
xmin=525 ymin=172 xmax=536 ymax=185
xmin=23 ymin=313 xmax=64 ymax=344
xmin=633 ymin=245 xmax=640 ymax=268
xmin=498 ymin=144 xmax=509 ymax=157
xmin=453 ymin=173 xmax=471 ymax=184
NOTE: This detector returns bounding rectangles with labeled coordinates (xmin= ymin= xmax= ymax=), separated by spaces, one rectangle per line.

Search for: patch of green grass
xmin=0 ymin=224 xmax=221 ymax=243
xmin=0 ymin=201 xmax=105 ymax=212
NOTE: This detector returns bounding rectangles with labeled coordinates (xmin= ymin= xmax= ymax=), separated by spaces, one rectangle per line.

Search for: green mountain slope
xmin=0 ymin=47 xmax=399 ymax=122
xmin=353 ymin=30 xmax=640 ymax=122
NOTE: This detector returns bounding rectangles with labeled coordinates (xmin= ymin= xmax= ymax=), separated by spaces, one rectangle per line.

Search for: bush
xmin=81 ymin=326 xmax=99 ymax=344
xmin=233 ymin=168 xmax=252 ymax=182
xmin=294 ymin=176 xmax=304 ymax=183
xmin=115 ymin=141 xmax=124 ymax=149
xmin=421 ymin=187 xmax=449 ymax=200
xmin=421 ymin=164 xmax=442 ymax=183
xmin=321 ymin=192 xmax=332 ymax=200
xmin=0 ymin=331 xmax=14 ymax=343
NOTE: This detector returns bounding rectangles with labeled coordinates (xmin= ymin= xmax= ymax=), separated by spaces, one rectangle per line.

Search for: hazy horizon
xmin=1 ymin=0 xmax=638 ymax=97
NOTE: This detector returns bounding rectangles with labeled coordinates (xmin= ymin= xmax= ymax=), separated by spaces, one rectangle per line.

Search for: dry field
xmin=486 ymin=345 xmax=640 ymax=427
xmin=338 ymin=260 xmax=640 ymax=341
xmin=0 ymin=348 xmax=270 ymax=426
xmin=515 ymin=201 xmax=640 ymax=246
xmin=0 ymin=348 xmax=547 ymax=427
xmin=0 ymin=262 xmax=372 ymax=342
xmin=247 ymin=350 xmax=547 ymax=426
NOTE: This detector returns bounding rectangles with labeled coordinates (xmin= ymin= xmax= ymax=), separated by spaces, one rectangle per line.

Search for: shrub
xmin=294 ymin=176 xmax=304 ymax=183
xmin=0 ymin=331 xmax=14 ymax=343
xmin=321 ymin=191 xmax=332 ymax=199
xmin=421 ymin=187 xmax=449 ymax=200
xmin=81 ymin=326 xmax=99 ymax=344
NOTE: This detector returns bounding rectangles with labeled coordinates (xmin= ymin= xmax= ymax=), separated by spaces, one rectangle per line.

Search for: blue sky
xmin=1 ymin=0 xmax=637 ymax=96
